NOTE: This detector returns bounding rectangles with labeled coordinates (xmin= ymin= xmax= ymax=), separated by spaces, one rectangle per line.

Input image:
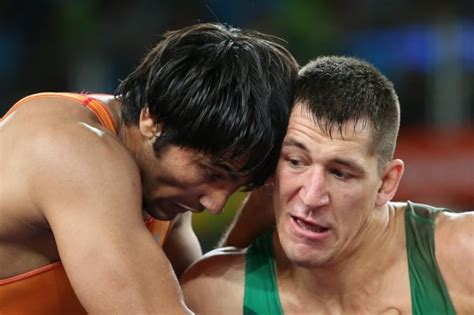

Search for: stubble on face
xmin=272 ymin=104 xmax=383 ymax=269
xmin=138 ymin=142 xmax=251 ymax=220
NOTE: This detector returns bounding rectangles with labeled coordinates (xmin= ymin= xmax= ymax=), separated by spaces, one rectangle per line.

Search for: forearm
xmin=218 ymin=187 xmax=275 ymax=248
xmin=164 ymin=213 xmax=203 ymax=277
xmin=56 ymin=222 xmax=193 ymax=314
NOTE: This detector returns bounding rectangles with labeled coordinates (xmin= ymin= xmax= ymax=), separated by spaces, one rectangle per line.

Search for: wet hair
xmin=295 ymin=56 xmax=400 ymax=168
xmin=115 ymin=23 xmax=298 ymax=189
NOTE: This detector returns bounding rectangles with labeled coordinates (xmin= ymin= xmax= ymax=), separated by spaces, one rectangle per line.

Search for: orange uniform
xmin=0 ymin=93 xmax=172 ymax=315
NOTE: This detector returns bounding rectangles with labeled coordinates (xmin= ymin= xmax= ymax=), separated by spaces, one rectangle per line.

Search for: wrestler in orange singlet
xmin=0 ymin=23 xmax=298 ymax=314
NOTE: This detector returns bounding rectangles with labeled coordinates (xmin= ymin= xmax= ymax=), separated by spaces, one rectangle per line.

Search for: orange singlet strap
xmin=78 ymin=95 xmax=118 ymax=134
xmin=0 ymin=262 xmax=63 ymax=286
xmin=144 ymin=217 xmax=173 ymax=246
xmin=2 ymin=92 xmax=118 ymax=135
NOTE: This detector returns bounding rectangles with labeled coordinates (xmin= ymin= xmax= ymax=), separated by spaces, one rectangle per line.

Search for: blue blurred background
xmin=1 ymin=0 xmax=473 ymax=252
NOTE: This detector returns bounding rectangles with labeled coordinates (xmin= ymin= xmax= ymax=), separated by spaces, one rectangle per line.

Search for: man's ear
xmin=139 ymin=107 xmax=162 ymax=139
xmin=375 ymin=159 xmax=405 ymax=207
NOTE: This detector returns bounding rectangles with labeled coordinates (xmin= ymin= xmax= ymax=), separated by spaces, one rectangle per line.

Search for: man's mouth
xmin=291 ymin=215 xmax=330 ymax=234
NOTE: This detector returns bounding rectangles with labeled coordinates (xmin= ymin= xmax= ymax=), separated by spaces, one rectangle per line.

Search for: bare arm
xmin=164 ymin=212 xmax=202 ymax=277
xmin=435 ymin=211 xmax=474 ymax=314
xmin=180 ymin=248 xmax=246 ymax=315
xmin=30 ymin=125 xmax=191 ymax=314
xmin=218 ymin=187 xmax=275 ymax=248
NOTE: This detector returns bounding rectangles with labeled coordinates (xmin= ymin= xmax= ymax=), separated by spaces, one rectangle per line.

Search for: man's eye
xmin=205 ymin=169 xmax=225 ymax=181
xmin=290 ymin=159 xmax=300 ymax=166
xmin=331 ymin=169 xmax=351 ymax=179
xmin=286 ymin=157 xmax=303 ymax=167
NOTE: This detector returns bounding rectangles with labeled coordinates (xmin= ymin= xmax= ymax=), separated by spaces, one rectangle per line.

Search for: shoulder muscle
xmin=435 ymin=211 xmax=474 ymax=312
xmin=180 ymin=247 xmax=247 ymax=314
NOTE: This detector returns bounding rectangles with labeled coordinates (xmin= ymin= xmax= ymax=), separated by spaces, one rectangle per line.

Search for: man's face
xmin=137 ymin=143 xmax=247 ymax=221
xmin=273 ymin=103 xmax=383 ymax=268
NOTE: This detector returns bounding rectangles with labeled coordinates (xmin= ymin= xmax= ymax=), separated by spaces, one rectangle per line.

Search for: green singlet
xmin=244 ymin=229 xmax=282 ymax=315
xmin=243 ymin=201 xmax=456 ymax=314
xmin=405 ymin=201 xmax=456 ymax=315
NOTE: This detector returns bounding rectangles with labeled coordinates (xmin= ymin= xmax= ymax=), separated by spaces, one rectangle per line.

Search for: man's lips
xmin=290 ymin=215 xmax=331 ymax=234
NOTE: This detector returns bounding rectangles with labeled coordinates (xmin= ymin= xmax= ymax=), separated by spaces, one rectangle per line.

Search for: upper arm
xmin=163 ymin=212 xmax=202 ymax=277
xmin=435 ymin=211 xmax=474 ymax=313
xmin=29 ymin=126 xmax=190 ymax=314
xmin=180 ymin=248 xmax=246 ymax=315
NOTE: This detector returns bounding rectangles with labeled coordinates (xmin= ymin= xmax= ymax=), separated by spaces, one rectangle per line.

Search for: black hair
xmin=295 ymin=56 xmax=400 ymax=167
xmin=115 ymin=23 xmax=298 ymax=189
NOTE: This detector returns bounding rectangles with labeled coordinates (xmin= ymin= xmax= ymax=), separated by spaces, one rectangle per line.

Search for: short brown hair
xmin=295 ymin=56 xmax=400 ymax=168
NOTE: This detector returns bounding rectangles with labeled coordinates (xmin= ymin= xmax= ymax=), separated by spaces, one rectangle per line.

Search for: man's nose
xmin=199 ymin=186 xmax=235 ymax=215
xmin=299 ymin=167 xmax=330 ymax=208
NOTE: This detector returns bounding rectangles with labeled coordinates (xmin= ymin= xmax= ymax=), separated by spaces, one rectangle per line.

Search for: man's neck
xmin=275 ymin=203 xmax=407 ymax=301
xmin=112 ymin=103 xmax=141 ymax=157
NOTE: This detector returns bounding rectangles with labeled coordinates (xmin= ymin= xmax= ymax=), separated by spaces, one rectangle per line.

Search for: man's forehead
xmin=192 ymin=147 xmax=248 ymax=173
xmin=282 ymin=130 xmax=375 ymax=176
xmin=289 ymin=103 xmax=373 ymax=141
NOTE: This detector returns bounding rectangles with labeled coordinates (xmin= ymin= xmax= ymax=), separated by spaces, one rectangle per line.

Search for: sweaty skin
xmin=0 ymin=93 xmax=191 ymax=314
xmin=181 ymin=104 xmax=474 ymax=315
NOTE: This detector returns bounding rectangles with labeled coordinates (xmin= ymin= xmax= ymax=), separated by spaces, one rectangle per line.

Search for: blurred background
xmin=1 ymin=0 xmax=473 ymax=252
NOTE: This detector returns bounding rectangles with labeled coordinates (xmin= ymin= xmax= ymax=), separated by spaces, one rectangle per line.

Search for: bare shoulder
xmin=180 ymin=247 xmax=247 ymax=315
xmin=5 ymin=94 xmax=133 ymax=183
xmin=181 ymin=246 xmax=247 ymax=282
xmin=435 ymin=210 xmax=474 ymax=260
xmin=2 ymin=95 xmax=140 ymax=224
xmin=435 ymin=210 xmax=474 ymax=313
xmin=25 ymin=111 xmax=141 ymax=220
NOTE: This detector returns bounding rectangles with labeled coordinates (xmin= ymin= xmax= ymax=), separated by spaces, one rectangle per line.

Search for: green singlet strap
xmin=405 ymin=201 xmax=456 ymax=315
xmin=244 ymin=229 xmax=283 ymax=315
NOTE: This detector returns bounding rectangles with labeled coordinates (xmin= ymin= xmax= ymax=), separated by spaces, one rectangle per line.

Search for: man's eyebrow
xmin=283 ymin=138 xmax=366 ymax=175
xmin=213 ymin=161 xmax=234 ymax=172
xmin=212 ymin=161 xmax=243 ymax=182
xmin=282 ymin=138 xmax=309 ymax=152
